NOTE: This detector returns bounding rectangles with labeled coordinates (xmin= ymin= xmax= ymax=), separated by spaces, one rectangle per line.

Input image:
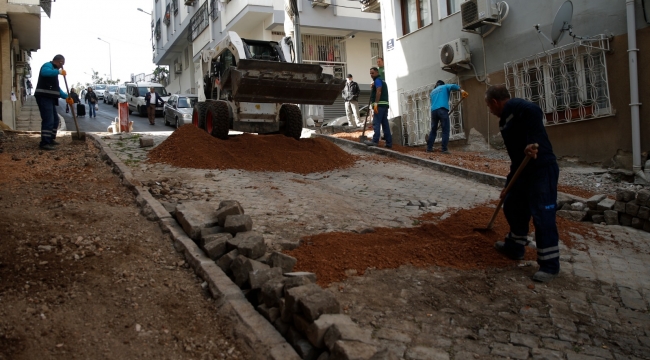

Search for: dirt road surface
xmin=0 ymin=132 xmax=249 ymax=360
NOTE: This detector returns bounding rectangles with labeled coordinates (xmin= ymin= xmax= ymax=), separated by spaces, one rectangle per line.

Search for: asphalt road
xmin=57 ymin=99 xmax=173 ymax=133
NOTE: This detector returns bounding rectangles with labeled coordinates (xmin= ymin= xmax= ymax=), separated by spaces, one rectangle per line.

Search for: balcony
xmin=7 ymin=1 xmax=42 ymax=50
xmin=360 ymin=0 xmax=380 ymax=13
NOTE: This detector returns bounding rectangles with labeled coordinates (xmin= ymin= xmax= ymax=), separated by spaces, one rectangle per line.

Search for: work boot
xmin=494 ymin=241 xmax=524 ymax=260
xmin=51 ymin=140 xmax=60 ymax=146
xmin=441 ymin=150 xmax=451 ymax=154
xmin=425 ymin=148 xmax=434 ymax=153
xmin=532 ymin=271 xmax=558 ymax=283
xmin=363 ymin=140 xmax=377 ymax=147
xmin=39 ymin=144 xmax=56 ymax=151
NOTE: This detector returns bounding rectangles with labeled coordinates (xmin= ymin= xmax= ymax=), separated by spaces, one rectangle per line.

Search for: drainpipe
xmin=626 ymin=0 xmax=646 ymax=183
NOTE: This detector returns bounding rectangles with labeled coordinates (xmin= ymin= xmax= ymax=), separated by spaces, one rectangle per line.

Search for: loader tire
xmin=280 ymin=104 xmax=302 ymax=140
xmin=206 ymin=101 xmax=230 ymax=140
xmin=192 ymin=102 xmax=209 ymax=130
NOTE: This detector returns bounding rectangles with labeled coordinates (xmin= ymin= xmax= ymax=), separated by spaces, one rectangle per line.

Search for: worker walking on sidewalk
xmin=34 ymin=54 xmax=71 ymax=151
xmin=364 ymin=67 xmax=392 ymax=149
xmin=427 ymin=80 xmax=467 ymax=154
xmin=484 ymin=85 xmax=560 ymax=283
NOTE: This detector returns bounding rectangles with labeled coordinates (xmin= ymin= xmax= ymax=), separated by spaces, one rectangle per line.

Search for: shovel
xmin=358 ymin=96 xmax=373 ymax=142
xmin=474 ymin=144 xmax=539 ymax=232
xmin=62 ymin=73 xmax=86 ymax=141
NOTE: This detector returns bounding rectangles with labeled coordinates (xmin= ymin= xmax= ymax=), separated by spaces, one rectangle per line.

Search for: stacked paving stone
xmin=175 ymin=200 xmax=391 ymax=360
xmin=557 ymin=190 xmax=650 ymax=232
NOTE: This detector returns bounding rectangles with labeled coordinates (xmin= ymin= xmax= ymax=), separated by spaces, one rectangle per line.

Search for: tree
xmin=152 ymin=66 xmax=169 ymax=85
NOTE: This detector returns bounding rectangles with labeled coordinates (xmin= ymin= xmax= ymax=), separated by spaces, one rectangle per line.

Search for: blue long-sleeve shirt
xmin=430 ymin=84 xmax=460 ymax=111
xmin=39 ymin=62 xmax=68 ymax=99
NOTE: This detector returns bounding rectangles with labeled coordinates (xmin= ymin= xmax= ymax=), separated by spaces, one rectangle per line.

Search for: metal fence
xmin=504 ymin=35 xmax=612 ymax=126
xmin=188 ymin=2 xmax=209 ymax=41
xmin=399 ymin=79 xmax=465 ymax=146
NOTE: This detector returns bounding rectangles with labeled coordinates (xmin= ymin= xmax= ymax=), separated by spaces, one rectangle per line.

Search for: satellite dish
xmin=551 ymin=0 xmax=573 ymax=45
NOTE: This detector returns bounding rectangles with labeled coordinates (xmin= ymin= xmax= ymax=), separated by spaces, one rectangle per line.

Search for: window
xmin=505 ymin=36 xmax=612 ymax=126
xmin=209 ymin=0 xmax=219 ymax=21
xmin=184 ymin=48 xmax=189 ymax=70
xmin=439 ymin=0 xmax=461 ymax=18
xmin=188 ymin=2 xmax=209 ymax=41
xmin=370 ymin=40 xmax=384 ymax=66
xmin=401 ymin=0 xmax=432 ymax=35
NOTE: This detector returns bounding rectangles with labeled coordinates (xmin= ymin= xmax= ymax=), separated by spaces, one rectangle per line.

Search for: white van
xmin=94 ymin=84 xmax=108 ymax=100
xmin=125 ymin=82 xmax=170 ymax=117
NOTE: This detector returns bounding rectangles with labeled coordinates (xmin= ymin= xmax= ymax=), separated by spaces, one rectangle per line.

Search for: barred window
xmin=505 ymin=36 xmax=611 ymax=126
xmin=188 ymin=2 xmax=209 ymax=42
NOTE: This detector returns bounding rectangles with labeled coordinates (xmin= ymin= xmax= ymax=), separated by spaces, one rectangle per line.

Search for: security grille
xmin=370 ymin=39 xmax=383 ymax=66
xmin=188 ymin=2 xmax=209 ymax=41
xmin=504 ymin=35 xmax=611 ymax=126
xmin=271 ymin=32 xmax=348 ymax=80
xmin=172 ymin=0 xmax=179 ymax=14
xmin=399 ymin=79 xmax=465 ymax=146
xmin=209 ymin=0 xmax=219 ymax=21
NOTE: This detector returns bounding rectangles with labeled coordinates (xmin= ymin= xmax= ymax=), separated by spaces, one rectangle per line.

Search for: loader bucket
xmin=222 ymin=59 xmax=346 ymax=105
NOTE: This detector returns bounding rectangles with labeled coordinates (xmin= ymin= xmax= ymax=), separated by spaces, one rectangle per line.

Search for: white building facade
xmin=151 ymin=0 xmax=383 ymax=118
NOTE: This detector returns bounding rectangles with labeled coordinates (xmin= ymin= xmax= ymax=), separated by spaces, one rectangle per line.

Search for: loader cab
xmin=241 ymin=39 xmax=285 ymax=62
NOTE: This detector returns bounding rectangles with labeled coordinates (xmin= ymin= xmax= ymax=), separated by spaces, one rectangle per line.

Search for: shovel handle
xmin=485 ymin=143 xmax=539 ymax=230
xmin=61 ymin=73 xmax=82 ymax=139
xmin=360 ymin=95 xmax=373 ymax=137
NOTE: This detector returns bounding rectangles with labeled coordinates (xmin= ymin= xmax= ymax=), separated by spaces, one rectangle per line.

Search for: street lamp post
xmin=97 ymin=38 xmax=112 ymax=81
xmin=137 ymin=8 xmax=151 ymax=15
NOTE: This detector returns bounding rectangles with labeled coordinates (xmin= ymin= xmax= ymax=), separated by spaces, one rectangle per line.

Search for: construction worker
xmin=427 ymin=80 xmax=467 ymax=154
xmin=484 ymin=85 xmax=560 ymax=283
xmin=34 ymin=54 xmax=71 ymax=151
xmin=364 ymin=67 xmax=391 ymax=149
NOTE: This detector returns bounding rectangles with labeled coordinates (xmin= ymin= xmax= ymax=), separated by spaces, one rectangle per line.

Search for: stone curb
xmin=86 ymin=133 xmax=300 ymax=360
xmin=316 ymin=134 xmax=588 ymax=202
xmin=316 ymin=134 xmax=507 ymax=187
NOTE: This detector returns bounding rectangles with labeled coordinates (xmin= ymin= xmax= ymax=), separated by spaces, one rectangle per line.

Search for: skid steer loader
xmin=192 ymin=32 xmax=345 ymax=140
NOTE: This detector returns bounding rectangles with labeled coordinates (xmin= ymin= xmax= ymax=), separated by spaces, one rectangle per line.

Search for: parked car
xmin=94 ymin=84 xmax=108 ymax=100
xmin=163 ymin=94 xmax=198 ymax=128
xmin=104 ymin=85 xmax=119 ymax=104
xmin=125 ymin=82 xmax=170 ymax=117
xmin=112 ymin=85 xmax=127 ymax=108
xmin=321 ymin=105 xmax=370 ymax=127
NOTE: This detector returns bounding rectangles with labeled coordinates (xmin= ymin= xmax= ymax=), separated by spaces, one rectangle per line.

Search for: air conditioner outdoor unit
xmin=461 ymin=0 xmax=499 ymax=30
xmin=439 ymin=38 xmax=470 ymax=71
xmin=174 ymin=63 xmax=182 ymax=74
xmin=311 ymin=0 xmax=330 ymax=8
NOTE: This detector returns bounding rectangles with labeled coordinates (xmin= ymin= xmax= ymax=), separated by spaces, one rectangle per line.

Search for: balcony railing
xmin=188 ymin=2 xmax=209 ymax=41
xmin=164 ymin=4 xmax=171 ymax=25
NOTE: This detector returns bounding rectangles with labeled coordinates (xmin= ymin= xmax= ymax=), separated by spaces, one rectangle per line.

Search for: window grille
xmin=301 ymin=34 xmax=347 ymax=79
xmin=188 ymin=2 xmax=209 ymax=41
xmin=399 ymin=79 xmax=465 ymax=146
xmin=155 ymin=19 xmax=161 ymax=40
xmin=370 ymin=39 xmax=383 ymax=66
xmin=504 ymin=35 xmax=611 ymax=126
xmin=209 ymin=0 xmax=218 ymax=21
xmin=172 ymin=0 xmax=178 ymax=14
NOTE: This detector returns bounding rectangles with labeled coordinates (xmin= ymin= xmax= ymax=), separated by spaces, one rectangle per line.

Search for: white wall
xmin=344 ymin=32 xmax=380 ymax=87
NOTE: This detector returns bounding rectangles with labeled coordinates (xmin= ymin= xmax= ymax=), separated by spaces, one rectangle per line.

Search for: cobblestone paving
xmin=106 ymin=133 xmax=650 ymax=360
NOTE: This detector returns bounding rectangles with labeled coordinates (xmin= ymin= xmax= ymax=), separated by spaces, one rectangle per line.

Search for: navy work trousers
xmin=427 ymin=108 xmax=450 ymax=152
xmin=502 ymin=162 xmax=560 ymax=274
xmin=36 ymin=96 xmax=59 ymax=147
xmin=371 ymin=106 xmax=392 ymax=147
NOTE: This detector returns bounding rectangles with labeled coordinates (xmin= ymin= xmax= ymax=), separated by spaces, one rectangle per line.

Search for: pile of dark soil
xmin=148 ymin=125 xmax=356 ymax=174
xmin=287 ymin=205 xmax=599 ymax=286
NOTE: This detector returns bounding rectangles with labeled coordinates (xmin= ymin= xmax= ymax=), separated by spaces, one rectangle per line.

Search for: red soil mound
xmin=287 ymin=205 xmax=597 ymax=286
xmin=147 ymin=125 xmax=356 ymax=174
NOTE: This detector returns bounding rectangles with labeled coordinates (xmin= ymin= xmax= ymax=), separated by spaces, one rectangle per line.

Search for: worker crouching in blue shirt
xmin=485 ymin=85 xmax=560 ymax=283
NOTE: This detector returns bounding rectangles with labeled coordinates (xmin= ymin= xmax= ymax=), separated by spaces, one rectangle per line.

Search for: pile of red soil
xmin=148 ymin=125 xmax=356 ymax=174
xmin=287 ymin=205 xmax=598 ymax=286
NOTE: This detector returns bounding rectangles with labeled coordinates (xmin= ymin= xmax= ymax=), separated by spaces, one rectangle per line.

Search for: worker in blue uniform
xmin=34 ymin=54 xmax=71 ymax=150
xmin=484 ymin=85 xmax=560 ymax=282
xmin=427 ymin=80 xmax=467 ymax=154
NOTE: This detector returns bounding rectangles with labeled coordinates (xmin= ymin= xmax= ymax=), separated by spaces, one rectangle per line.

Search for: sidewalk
xmin=14 ymin=95 xmax=66 ymax=132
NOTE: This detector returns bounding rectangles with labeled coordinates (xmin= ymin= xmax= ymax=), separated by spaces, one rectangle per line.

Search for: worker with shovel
xmin=34 ymin=54 xmax=71 ymax=151
xmin=363 ymin=67 xmax=392 ymax=149
xmin=484 ymin=85 xmax=560 ymax=283
xmin=426 ymin=80 xmax=468 ymax=154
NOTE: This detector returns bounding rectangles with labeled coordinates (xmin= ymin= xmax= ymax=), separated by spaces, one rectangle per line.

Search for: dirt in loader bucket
xmin=221 ymin=59 xmax=346 ymax=104
xmin=147 ymin=124 xmax=357 ymax=174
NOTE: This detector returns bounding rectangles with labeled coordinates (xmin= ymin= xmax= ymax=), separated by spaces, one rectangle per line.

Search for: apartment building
xmin=367 ymin=0 xmax=649 ymax=171
xmin=0 ymin=0 xmax=48 ymax=129
xmin=150 ymin=0 xmax=383 ymax=118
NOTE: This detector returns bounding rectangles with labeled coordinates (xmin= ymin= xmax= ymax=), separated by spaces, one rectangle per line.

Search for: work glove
xmin=65 ymin=97 xmax=74 ymax=105
xmin=372 ymin=102 xmax=378 ymax=113
xmin=461 ymin=90 xmax=469 ymax=98
xmin=59 ymin=69 xmax=67 ymax=76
